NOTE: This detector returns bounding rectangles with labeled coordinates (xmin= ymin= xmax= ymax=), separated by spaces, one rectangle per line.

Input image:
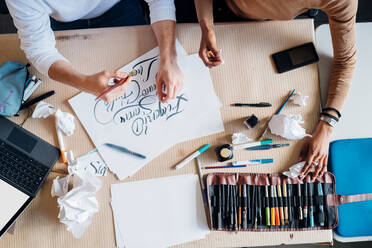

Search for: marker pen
xmin=265 ymin=185 xmax=271 ymax=226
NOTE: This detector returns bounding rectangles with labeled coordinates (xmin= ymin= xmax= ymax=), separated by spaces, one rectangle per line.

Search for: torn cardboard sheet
xmin=291 ymin=93 xmax=309 ymax=106
xmin=232 ymin=132 xmax=252 ymax=144
xmin=268 ymin=114 xmax=311 ymax=140
xmin=51 ymin=151 xmax=102 ymax=239
xmin=283 ymin=161 xmax=306 ymax=178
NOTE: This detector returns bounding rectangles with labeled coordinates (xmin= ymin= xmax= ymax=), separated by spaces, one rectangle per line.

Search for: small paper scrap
xmin=55 ymin=109 xmax=75 ymax=136
xmin=31 ymin=101 xmax=56 ymax=118
xmin=291 ymin=93 xmax=309 ymax=107
xmin=283 ymin=161 xmax=306 ymax=178
xmin=51 ymin=151 xmax=102 ymax=239
xmin=268 ymin=114 xmax=311 ymax=140
xmin=232 ymin=133 xmax=252 ymax=144
xmin=77 ymin=149 xmax=108 ymax=176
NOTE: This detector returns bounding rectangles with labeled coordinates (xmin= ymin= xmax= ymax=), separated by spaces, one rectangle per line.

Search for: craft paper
xmin=111 ymin=174 xmax=210 ymax=248
xmin=268 ymin=114 xmax=311 ymax=140
xmin=69 ymin=44 xmax=224 ymax=180
xmin=76 ymin=149 xmax=108 ymax=176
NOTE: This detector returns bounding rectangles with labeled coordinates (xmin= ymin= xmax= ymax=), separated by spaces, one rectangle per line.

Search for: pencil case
xmin=205 ymin=172 xmax=372 ymax=231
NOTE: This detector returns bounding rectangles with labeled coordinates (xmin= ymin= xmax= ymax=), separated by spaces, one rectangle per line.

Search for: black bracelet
xmin=320 ymin=112 xmax=339 ymax=122
xmin=322 ymin=107 xmax=341 ymax=118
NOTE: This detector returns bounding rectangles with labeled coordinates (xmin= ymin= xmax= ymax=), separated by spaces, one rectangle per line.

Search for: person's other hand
xmin=199 ymin=27 xmax=223 ymax=67
xmin=156 ymin=60 xmax=184 ymax=103
xmin=299 ymin=122 xmax=333 ymax=180
xmin=83 ymin=70 xmax=130 ymax=102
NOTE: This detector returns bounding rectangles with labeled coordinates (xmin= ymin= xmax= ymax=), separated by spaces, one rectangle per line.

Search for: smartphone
xmin=272 ymin=42 xmax=319 ymax=73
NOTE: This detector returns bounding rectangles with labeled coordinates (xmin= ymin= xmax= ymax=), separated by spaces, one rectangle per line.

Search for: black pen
xmin=257 ymin=186 xmax=263 ymax=226
xmin=252 ymin=186 xmax=257 ymax=229
xmin=317 ymin=183 xmax=325 ymax=227
xmin=218 ymin=184 xmax=223 ymax=229
xmin=287 ymin=184 xmax=293 ymax=227
xmin=229 ymin=185 xmax=234 ymax=230
xmin=247 ymin=185 xmax=252 ymax=225
xmin=298 ymin=184 xmax=303 ymax=222
xmin=232 ymin=102 xmax=272 ymax=107
xmin=20 ymin=90 xmax=55 ymax=110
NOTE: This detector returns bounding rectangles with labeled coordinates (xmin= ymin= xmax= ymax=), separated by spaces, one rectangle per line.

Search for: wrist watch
xmin=320 ymin=115 xmax=337 ymax=127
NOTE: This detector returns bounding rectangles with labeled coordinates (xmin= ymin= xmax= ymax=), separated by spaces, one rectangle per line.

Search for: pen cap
xmin=261 ymin=139 xmax=273 ymax=145
xmin=199 ymin=144 xmax=211 ymax=153
xmin=261 ymin=159 xmax=274 ymax=164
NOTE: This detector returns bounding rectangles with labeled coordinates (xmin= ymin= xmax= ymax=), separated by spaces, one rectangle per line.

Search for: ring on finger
xmin=311 ymin=161 xmax=319 ymax=166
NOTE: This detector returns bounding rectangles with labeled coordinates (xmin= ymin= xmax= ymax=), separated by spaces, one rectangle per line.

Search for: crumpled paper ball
xmin=232 ymin=132 xmax=252 ymax=144
xmin=268 ymin=114 xmax=311 ymax=140
xmin=55 ymin=109 xmax=75 ymax=136
xmin=31 ymin=101 xmax=56 ymax=118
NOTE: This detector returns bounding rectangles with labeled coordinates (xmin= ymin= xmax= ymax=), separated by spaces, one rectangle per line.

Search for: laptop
xmin=0 ymin=116 xmax=59 ymax=238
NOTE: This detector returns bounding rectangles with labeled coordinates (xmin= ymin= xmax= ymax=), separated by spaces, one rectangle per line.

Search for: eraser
xmin=244 ymin=114 xmax=260 ymax=129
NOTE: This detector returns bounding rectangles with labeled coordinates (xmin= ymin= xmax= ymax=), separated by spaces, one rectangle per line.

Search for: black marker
xmin=232 ymin=102 xmax=272 ymax=107
xmin=287 ymin=184 xmax=293 ymax=226
xmin=20 ymin=90 xmax=55 ymax=110
xmin=252 ymin=186 xmax=257 ymax=229
xmin=257 ymin=186 xmax=263 ymax=226
xmin=303 ymin=183 xmax=308 ymax=227
xmin=218 ymin=184 xmax=223 ymax=229
xmin=309 ymin=183 xmax=315 ymax=228
xmin=298 ymin=184 xmax=303 ymax=222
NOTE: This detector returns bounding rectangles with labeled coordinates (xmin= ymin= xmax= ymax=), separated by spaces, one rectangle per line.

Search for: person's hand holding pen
xmin=85 ymin=70 xmax=131 ymax=102
xmin=299 ymin=121 xmax=333 ymax=180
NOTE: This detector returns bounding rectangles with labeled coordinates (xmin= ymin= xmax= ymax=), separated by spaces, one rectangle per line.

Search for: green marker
xmin=265 ymin=185 xmax=271 ymax=226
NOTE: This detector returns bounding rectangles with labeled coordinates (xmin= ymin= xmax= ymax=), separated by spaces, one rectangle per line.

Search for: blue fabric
xmin=329 ymin=138 xmax=372 ymax=237
xmin=0 ymin=61 xmax=28 ymax=116
xmin=50 ymin=0 xmax=146 ymax=31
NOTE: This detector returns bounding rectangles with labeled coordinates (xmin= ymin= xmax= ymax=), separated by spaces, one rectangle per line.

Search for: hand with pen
xmin=87 ymin=70 xmax=131 ymax=102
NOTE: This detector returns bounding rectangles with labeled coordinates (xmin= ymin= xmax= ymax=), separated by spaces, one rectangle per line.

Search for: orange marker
xmin=270 ymin=186 xmax=276 ymax=226
xmin=274 ymin=187 xmax=280 ymax=226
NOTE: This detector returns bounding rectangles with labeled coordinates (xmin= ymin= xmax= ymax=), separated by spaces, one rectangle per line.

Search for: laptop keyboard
xmin=0 ymin=141 xmax=49 ymax=196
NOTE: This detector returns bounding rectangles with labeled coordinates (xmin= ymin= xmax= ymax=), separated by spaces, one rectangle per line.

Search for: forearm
xmin=194 ymin=0 xmax=214 ymax=31
xmin=151 ymin=20 xmax=177 ymax=64
xmin=48 ymin=60 xmax=87 ymax=91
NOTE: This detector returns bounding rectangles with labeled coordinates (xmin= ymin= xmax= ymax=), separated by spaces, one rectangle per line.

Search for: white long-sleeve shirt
xmin=6 ymin=0 xmax=176 ymax=75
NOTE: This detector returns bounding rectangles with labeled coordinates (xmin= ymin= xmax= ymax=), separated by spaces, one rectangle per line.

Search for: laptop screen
xmin=0 ymin=179 xmax=29 ymax=232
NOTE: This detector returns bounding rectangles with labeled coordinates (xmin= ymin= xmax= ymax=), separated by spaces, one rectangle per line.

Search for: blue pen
xmin=104 ymin=143 xmax=146 ymax=159
xmin=175 ymin=144 xmax=210 ymax=170
xmin=203 ymin=165 xmax=247 ymax=169
xmin=232 ymin=158 xmax=274 ymax=166
xmin=276 ymin=89 xmax=296 ymax=114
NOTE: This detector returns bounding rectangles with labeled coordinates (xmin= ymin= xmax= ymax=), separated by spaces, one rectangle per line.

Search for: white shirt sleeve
xmin=5 ymin=0 xmax=68 ymax=76
xmin=145 ymin=0 xmax=176 ymax=24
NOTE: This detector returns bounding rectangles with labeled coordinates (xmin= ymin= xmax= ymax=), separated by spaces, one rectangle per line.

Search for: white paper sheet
xmin=76 ymin=149 xmax=108 ymax=176
xmin=69 ymin=44 xmax=224 ymax=180
xmin=111 ymin=174 xmax=210 ymax=248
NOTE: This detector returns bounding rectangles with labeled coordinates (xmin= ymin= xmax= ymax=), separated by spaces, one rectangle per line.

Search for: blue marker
xmin=175 ymin=144 xmax=210 ymax=170
xmin=104 ymin=143 xmax=146 ymax=159
xmin=232 ymin=159 xmax=274 ymax=166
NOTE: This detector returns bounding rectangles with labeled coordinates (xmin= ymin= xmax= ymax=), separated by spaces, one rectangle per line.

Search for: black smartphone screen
xmin=272 ymin=42 xmax=319 ymax=73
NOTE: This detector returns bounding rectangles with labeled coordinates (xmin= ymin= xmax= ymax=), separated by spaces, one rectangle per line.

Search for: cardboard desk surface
xmin=0 ymin=20 xmax=332 ymax=247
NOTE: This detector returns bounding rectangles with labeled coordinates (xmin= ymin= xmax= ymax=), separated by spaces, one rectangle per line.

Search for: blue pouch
xmin=0 ymin=61 xmax=29 ymax=116
xmin=329 ymin=138 xmax=372 ymax=237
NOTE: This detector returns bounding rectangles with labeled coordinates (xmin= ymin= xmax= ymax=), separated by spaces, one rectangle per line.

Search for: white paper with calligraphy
xmin=76 ymin=149 xmax=108 ymax=176
xmin=69 ymin=46 xmax=224 ymax=180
